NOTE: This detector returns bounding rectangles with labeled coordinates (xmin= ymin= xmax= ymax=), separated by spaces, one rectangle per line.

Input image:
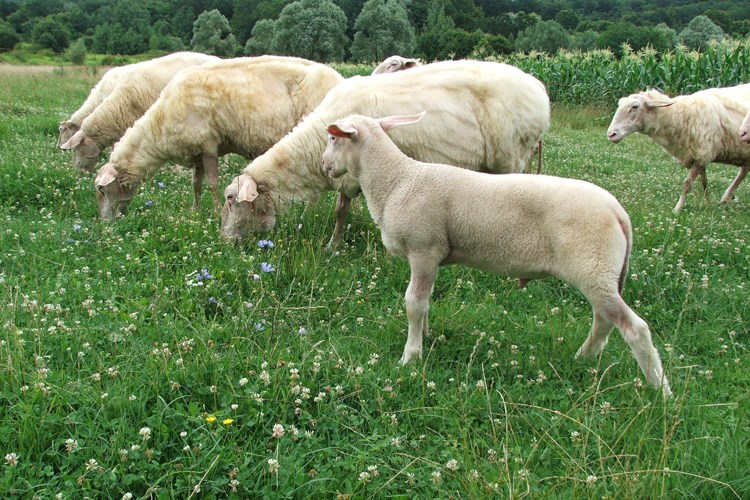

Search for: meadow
xmin=0 ymin=65 xmax=748 ymax=498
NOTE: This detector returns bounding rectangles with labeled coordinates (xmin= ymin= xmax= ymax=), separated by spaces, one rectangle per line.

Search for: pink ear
xmin=378 ymin=112 xmax=425 ymax=132
xmin=61 ymin=130 xmax=85 ymax=150
xmin=327 ymin=123 xmax=356 ymax=139
xmin=95 ymin=164 xmax=118 ymax=187
xmin=237 ymin=176 xmax=259 ymax=203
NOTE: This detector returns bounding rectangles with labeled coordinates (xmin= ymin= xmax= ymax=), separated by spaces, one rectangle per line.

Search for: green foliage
xmin=31 ymin=15 xmax=70 ymax=53
xmin=416 ymin=0 xmax=456 ymax=61
xmin=0 ymin=20 xmax=20 ymax=50
xmin=272 ymin=0 xmax=349 ymax=62
xmin=65 ymin=37 xmax=86 ymax=64
xmin=515 ymin=19 xmax=571 ymax=54
xmin=350 ymin=0 xmax=416 ymax=63
xmin=244 ymin=19 xmax=276 ymax=56
xmin=679 ymin=15 xmax=726 ymax=51
xmin=0 ymin=68 xmax=749 ymax=498
xmin=191 ymin=9 xmax=237 ymax=57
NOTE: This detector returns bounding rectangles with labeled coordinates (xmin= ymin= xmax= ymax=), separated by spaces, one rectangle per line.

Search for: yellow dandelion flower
xmin=205 ymin=415 xmax=217 ymax=423
xmin=222 ymin=418 xmax=234 ymax=426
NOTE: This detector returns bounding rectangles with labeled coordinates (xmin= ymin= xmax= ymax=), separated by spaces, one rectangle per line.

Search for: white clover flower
xmin=4 ymin=452 xmax=18 ymax=467
xmin=239 ymin=377 xmax=249 ymax=386
xmin=446 ymin=459 xmax=459 ymax=471
xmin=358 ymin=471 xmax=371 ymax=483
xmin=139 ymin=427 xmax=151 ymax=441
xmin=586 ymin=474 xmax=598 ymax=485
xmin=65 ymin=438 xmax=78 ymax=452
xmin=431 ymin=470 xmax=442 ymax=484
xmin=268 ymin=458 xmax=280 ymax=473
xmin=272 ymin=423 xmax=284 ymax=439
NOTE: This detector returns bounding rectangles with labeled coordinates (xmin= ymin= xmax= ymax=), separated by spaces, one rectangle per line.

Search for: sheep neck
xmin=356 ymin=130 xmax=413 ymax=220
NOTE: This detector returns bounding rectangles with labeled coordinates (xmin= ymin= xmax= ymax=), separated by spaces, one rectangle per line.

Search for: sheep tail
xmin=617 ymin=217 xmax=631 ymax=296
xmin=536 ymin=139 xmax=543 ymax=175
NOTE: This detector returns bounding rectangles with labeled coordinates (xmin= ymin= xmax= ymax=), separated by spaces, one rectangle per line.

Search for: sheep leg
xmin=325 ymin=192 xmax=351 ymax=251
xmin=574 ymin=309 xmax=613 ymax=359
xmin=674 ymin=163 xmax=704 ymax=212
xmin=609 ymin=297 xmax=671 ymax=396
xmin=202 ymin=152 xmax=222 ymax=214
xmin=191 ymin=161 xmax=205 ymax=212
xmin=720 ymin=166 xmax=748 ymax=203
xmin=399 ymin=260 xmax=437 ymax=365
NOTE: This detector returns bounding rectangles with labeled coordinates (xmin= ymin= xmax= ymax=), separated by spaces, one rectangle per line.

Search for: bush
xmin=65 ymin=38 xmax=86 ymax=65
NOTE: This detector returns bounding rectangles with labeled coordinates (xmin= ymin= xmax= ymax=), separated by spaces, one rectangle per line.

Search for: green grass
xmin=0 ymin=68 xmax=748 ymax=499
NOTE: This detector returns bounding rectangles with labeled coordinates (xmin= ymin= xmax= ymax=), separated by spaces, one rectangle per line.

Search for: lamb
xmin=220 ymin=59 xmax=550 ymax=248
xmin=58 ymin=64 xmax=131 ymax=147
xmin=739 ymin=109 xmax=750 ymax=143
xmin=322 ymin=112 xmax=672 ymax=397
xmin=60 ymin=51 xmax=220 ymax=172
xmin=607 ymin=85 xmax=750 ymax=212
xmin=371 ymin=55 xmax=421 ymax=75
xmin=93 ymin=56 xmax=343 ymax=221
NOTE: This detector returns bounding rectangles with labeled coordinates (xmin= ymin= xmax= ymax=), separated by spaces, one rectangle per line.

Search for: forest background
xmin=1 ymin=0 xmax=750 ymax=66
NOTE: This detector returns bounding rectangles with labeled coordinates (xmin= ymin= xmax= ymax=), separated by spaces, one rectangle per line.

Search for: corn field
xmin=495 ymin=40 xmax=750 ymax=106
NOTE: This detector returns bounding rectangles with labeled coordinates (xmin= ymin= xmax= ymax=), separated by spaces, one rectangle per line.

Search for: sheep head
xmin=607 ymin=92 xmax=673 ymax=143
xmin=322 ymin=113 xmax=425 ymax=179
xmin=58 ymin=120 xmax=80 ymax=148
xmin=60 ymin=130 xmax=102 ymax=172
xmin=371 ymin=56 xmax=421 ymax=75
xmin=94 ymin=163 xmax=137 ymax=221
xmin=220 ymin=173 xmax=277 ymax=243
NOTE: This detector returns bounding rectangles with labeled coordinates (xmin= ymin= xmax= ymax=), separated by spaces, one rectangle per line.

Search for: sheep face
xmin=322 ymin=124 xmax=361 ymax=180
xmin=57 ymin=120 xmax=80 ymax=148
xmin=60 ymin=130 xmax=101 ymax=172
xmin=371 ymin=56 xmax=421 ymax=75
xmin=220 ymin=174 xmax=277 ymax=243
xmin=94 ymin=164 xmax=137 ymax=221
xmin=740 ymin=112 xmax=750 ymax=143
xmin=607 ymin=93 xmax=673 ymax=143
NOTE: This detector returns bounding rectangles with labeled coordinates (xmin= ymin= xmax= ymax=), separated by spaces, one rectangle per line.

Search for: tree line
xmin=1 ymin=0 xmax=749 ymax=63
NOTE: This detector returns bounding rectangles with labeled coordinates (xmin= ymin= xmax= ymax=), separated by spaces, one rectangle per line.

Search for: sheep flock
xmin=55 ymin=51 xmax=750 ymax=397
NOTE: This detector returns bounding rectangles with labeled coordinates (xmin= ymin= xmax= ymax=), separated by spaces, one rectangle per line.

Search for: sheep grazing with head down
xmin=220 ymin=59 xmax=550 ymax=247
xmin=58 ymin=65 xmax=132 ymax=147
xmin=60 ymin=52 xmax=220 ymax=172
xmin=371 ymin=55 xmax=421 ymax=75
xmin=740 ymin=109 xmax=750 ymax=143
xmin=607 ymin=85 xmax=750 ymax=212
xmin=322 ymin=112 xmax=672 ymax=397
xmin=94 ymin=56 xmax=343 ymax=221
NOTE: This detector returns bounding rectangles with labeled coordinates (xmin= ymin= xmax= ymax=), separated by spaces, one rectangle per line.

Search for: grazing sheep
xmin=739 ymin=109 xmax=750 ymax=143
xmin=607 ymin=85 xmax=750 ymax=212
xmin=220 ymin=59 xmax=550 ymax=247
xmin=60 ymin=52 xmax=220 ymax=172
xmin=371 ymin=55 xmax=421 ymax=75
xmin=322 ymin=112 xmax=672 ymax=397
xmin=58 ymin=65 xmax=131 ymax=147
xmin=94 ymin=56 xmax=343 ymax=221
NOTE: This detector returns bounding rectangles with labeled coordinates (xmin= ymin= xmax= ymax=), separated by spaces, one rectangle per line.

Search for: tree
xmin=31 ymin=15 xmax=70 ymax=53
xmin=515 ymin=19 xmax=571 ymax=54
xmin=350 ymin=0 xmax=416 ymax=63
xmin=555 ymin=9 xmax=580 ymax=31
xmin=65 ymin=37 xmax=87 ymax=64
xmin=244 ymin=19 xmax=276 ymax=56
xmin=0 ymin=21 xmax=20 ymax=50
xmin=191 ymin=9 xmax=237 ymax=57
xmin=678 ymin=15 xmax=725 ymax=51
xmin=272 ymin=0 xmax=349 ymax=62
xmin=571 ymin=30 xmax=599 ymax=52
xmin=416 ymin=0 xmax=456 ymax=61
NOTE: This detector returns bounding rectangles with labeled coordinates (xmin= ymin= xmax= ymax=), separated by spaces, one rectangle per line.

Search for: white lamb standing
xmin=739 ymin=109 xmax=750 ymax=143
xmin=322 ymin=112 xmax=672 ymax=397
xmin=220 ymin=59 xmax=550 ymax=248
xmin=60 ymin=51 xmax=220 ymax=172
xmin=93 ymin=56 xmax=343 ymax=220
xmin=371 ymin=55 xmax=421 ymax=75
xmin=58 ymin=64 xmax=131 ymax=147
xmin=607 ymin=85 xmax=750 ymax=212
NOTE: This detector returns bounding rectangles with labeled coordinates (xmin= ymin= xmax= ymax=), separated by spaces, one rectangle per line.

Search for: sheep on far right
xmin=607 ymin=85 xmax=750 ymax=212
xmin=740 ymin=109 xmax=750 ymax=143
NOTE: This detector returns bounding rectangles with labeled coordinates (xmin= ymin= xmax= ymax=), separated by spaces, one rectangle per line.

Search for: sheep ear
xmin=644 ymin=99 xmax=674 ymax=110
xmin=378 ymin=112 xmax=425 ymax=132
xmin=237 ymin=176 xmax=259 ymax=203
xmin=95 ymin=164 xmax=118 ymax=188
xmin=327 ymin=123 xmax=356 ymax=140
xmin=403 ymin=59 xmax=419 ymax=69
xmin=61 ymin=130 xmax=84 ymax=150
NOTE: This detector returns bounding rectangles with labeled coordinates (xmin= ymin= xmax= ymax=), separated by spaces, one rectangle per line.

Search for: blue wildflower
xmin=260 ymin=262 xmax=275 ymax=273
xmin=73 ymin=224 xmax=81 ymax=231
xmin=158 ymin=182 xmax=165 ymax=189
xmin=208 ymin=296 xmax=217 ymax=305
xmin=145 ymin=201 xmax=153 ymax=207
xmin=201 ymin=268 xmax=213 ymax=280
xmin=258 ymin=239 xmax=275 ymax=249
xmin=254 ymin=322 xmax=266 ymax=332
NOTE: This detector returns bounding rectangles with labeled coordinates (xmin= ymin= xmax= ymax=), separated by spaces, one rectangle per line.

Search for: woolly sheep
xmin=322 ymin=112 xmax=672 ymax=397
xmin=371 ymin=55 xmax=421 ymax=75
xmin=739 ymin=109 xmax=750 ymax=143
xmin=93 ymin=56 xmax=343 ymax=221
xmin=60 ymin=52 xmax=219 ymax=172
xmin=607 ymin=85 xmax=750 ymax=212
xmin=220 ymin=59 xmax=550 ymax=247
xmin=58 ymin=64 xmax=131 ymax=147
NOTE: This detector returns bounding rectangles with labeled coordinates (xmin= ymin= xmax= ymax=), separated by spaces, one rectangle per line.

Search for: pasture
xmin=0 ymin=65 xmax=748 ymax=498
